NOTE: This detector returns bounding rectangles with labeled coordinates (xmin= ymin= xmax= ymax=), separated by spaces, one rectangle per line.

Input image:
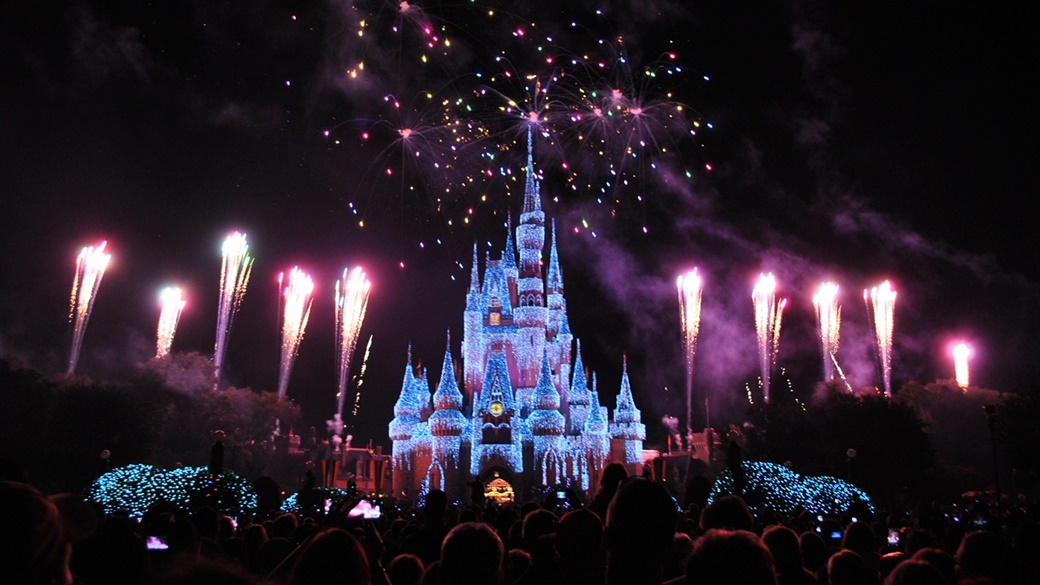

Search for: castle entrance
xmin=481 ymin=467 xmax=516 ymax=504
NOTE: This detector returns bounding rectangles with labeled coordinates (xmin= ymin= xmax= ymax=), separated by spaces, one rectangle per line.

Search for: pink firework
xmin=156 ymin=287 xmax=186 ymax=358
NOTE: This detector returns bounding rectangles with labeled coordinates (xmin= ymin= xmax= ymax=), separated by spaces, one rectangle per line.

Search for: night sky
xmin=2 ymin=1 xmax=1038 ymax=447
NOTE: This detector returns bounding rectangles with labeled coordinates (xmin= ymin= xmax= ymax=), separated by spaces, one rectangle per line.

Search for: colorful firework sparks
xmin=214 ymin=232 xmax=254 ymax=384
xmin=864 ymin=281 xmax=897 ymax=397
xmin=953 ymin=342 xmax=971 ymax=389
xmin=334 ymin=267 xmax=372 ymax=431
xmin=351 ymin=335 xmax=374 ymax=418
xmin=156 ymin=287 xmax=186 ymax=359
xmin=67 ymin=240 xmax=111 ymax=374
xmin=812 ymin=282 xmax=842 ymax=385
xmin=752 ymin=272 xmax=785 ymax=403
xmin=676 ymin=268 xmax=703 ymax=436
xmin=318 ymin=3 xmax=713 ymax=263
xmin=277 ymin=267 xmax=315 ymax=398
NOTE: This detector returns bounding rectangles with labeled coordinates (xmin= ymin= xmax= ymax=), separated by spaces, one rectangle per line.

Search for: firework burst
xmin=214 ymin=232 xmax=253 ymax=385
xmin=812 ymin=282 xmax=842 ymax=384
xmin=953 ymin=342 xmax=971 ymax=389
xmin=865 ymin=281 xmax=897 ymax=396
xmin=333 ymin=267 xmax=372 ymax=433
xmin=677 ymin=268 xmax=703 ymax=437
xmin=156 ymin=287 xmax=186 ymax=359
xmin=752 ymin=273 xmax=786 ymax=403
xmin=67 ymin=240 xmax=111 ymax=374
xmin=277 ymin=267 xmax=315 ymax=398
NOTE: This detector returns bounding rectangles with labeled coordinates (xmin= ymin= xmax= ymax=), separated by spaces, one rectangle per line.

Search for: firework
xmin=953 ymin=343 xmax=971 ymax=389
xmin=865 ymin=281 xmax=897 ymax=396
xmin=67 ymin=241 xmax=111 ymax=374
xmin=752 ymin=273 xmax=786 ymax=403
xmin=156 ymin=287 xmax=186 ymax=359
xmin=277 ymin=267 xmax=315 ymax=397
xmin=676 ymin=268 xmax=703 ymax=438
xmin=334 ymin=267 xmax=372 ymax=429
xmin=213 ymin=232 xmax=254 ymax=385
xmin=812 ymin=282 xmax=842 ymax=384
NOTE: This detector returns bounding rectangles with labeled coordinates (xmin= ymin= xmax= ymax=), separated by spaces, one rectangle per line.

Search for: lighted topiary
xmin=709 ymin=461 xmax=873 ymax=516
xmin=88 ymin=463 xmax=165 ymax=517
xmin=89 ymin=464 xmax=258 ymax=517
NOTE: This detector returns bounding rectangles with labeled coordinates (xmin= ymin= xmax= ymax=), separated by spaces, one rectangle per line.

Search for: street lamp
xmin=846 ymin=448 xmax=857 ymax=482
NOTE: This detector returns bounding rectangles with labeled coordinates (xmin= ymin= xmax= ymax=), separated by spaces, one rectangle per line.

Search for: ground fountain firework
xmin=67 ymin=240 xmax=111 ymax=374
xmin=752 ymin=273 xmax=785 ymax=403
xmin=277 ymin=267 xmax=315 ymax=398
xmin=676 ymin=268 xmax=703 ymax=440
xmin=865 ymin=281 xmax=897 ymax=396
xmin=331 ymin=267 xmax=372 ymax=436
xmin=156 ymin=287 xmax=186 ymax=359
xmin=213 ymin=232 xmax=253 ymax=386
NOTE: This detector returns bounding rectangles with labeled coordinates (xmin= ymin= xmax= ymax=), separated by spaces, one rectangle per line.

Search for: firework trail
xmin=67 ymin=240 xmax=111 ymax=374
xmin=351 ymin=335 xmax=374 ymax=418
xmin=277 ymin=267 xmax=315 ymax=398
xmin=676 ymin=268 xmax=703 ymax=438
xmin=953 ymin=342 xmax=971 ymax=389
xmin=156 ymin=287 xmax=186 ymax=359
xmin=812 ymin=282 xmax=842 ymax=384
xmin=752 ymin=273 xmax=786 ymax=403
xmin=334 ymin=267 xmax=372 ymax=432
xmin=213 ymin=232 xmax=254 ymax=385
xmin=864 ymin=281 xmax=897 ymax=396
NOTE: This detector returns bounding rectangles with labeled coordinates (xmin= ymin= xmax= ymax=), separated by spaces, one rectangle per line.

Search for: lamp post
xmin=984 ymin=405 xmax=1001 ymax=497
xmin=846 ymin=448 xmax=857 ymax=483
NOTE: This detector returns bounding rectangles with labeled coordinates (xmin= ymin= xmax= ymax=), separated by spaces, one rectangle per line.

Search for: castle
xmin=388 ymin=141 xmax=646 ymax=504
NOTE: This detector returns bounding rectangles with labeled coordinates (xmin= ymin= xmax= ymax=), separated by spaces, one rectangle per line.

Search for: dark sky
xmin=2 ymin=1 xmax=1038 ymax=448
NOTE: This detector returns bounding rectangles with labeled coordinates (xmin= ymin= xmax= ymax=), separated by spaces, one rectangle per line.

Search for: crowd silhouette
xmin=2 ymin=459 xmax=1038 ymax=585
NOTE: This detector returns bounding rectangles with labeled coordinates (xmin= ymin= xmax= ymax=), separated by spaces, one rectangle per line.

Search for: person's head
xmin=599 ymin=463 xmax=628 ymax=492
xmin=289 ymin=528 xmax=370 ymax=585
xmin=700 ymin=494 xmax=755 ymax=531
xmin=555 ymin=508 xmax=604 ymax=560
xmin=955 ymin=530 xmax=1013 ymax=584
xmin=799 ymin=530 xmax=827 ymax=573
xmin=882 ymin=559 xmax=946 ymax=585
xmin=521 ymin=508 xmax=558 ymax=552
xmin=605 ymin=478 xmax=679 ymax=569
xmin=386 ymin=553 xmax=424 ymax=585
xmin=828 ymin=549 xmax=869 ymax=585
xmin=0 ymin=481 xmax=71 ymax=585
xmin=761 ymin=525 xmax=803 ymax=575
xmin=685 ymin=529 xmax=777 ymax=585
xmin=841 ymin=521 xmax=877 ymax=558
xmin=910 ymin=547 xmax=955 ymax=585
xmin=440 ymin=522 xmax=504 ymax=585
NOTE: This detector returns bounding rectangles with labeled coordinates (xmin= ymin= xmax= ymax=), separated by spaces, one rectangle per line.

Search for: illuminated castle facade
xmin=389 ymin=145 xmax=645 ymax=503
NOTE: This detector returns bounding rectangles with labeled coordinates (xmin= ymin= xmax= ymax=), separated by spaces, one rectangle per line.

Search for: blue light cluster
xmin=708 ymin=461 xmax=874 ymax=516
xmin=281 ymin=487 xmax=349 ymax=514
xmin=89 ymin=464 xmax=258 ymax=517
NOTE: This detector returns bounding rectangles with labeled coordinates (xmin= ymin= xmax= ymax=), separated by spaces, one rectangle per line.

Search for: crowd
xmin=2 ymin=461 xmax=1038 ymax=585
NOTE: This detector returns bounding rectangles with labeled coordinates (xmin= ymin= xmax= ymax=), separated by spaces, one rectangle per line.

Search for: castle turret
xmin=583 ymin=373 xmax=610 ymax=491
xmin=545 ymin=220 xmax=572 ymax=393
xmin=429 ymin=332 xmax=468 ymax=499
xmin=610 ymin=356 xmax=646 ymax=469
xmin=529 ymin=351 xmax=566 ymax=485
xmin=567 ymin=340 xmax=592 ymax=435
xmin=463 ymin=244 xmax=485 ymax=400
xmin=470 ymin=349 xmax=523 ymax=477
xmin=503 ymin=213 xmax=519 ymax=307
xmin=389 ymin=348 xmax=421 ymax=495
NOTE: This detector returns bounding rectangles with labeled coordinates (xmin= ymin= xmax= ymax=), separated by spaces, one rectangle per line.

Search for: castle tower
xmin=546 ymin=220 xmax=573 ymax=394
xmin=389 ymin=348 xmax=421 ymax=496
xmin=567 ymin=340 xmax=592 ymax=435
xmin=529 ymin=351 xmax=566 ymax=485
xmin=428 ymin=332 xmax=468 ymax=499
xmin=503 ymin=213 xmax=519 ymax=308
xmin=463 ymin=244 xmax=485 ymax=404
xmin=610 ymin=356 xmax=646 ymax=472
xmin=513 ymin=130 xmax=547 ymax=390
xmin=583 ymin=373 xmax=610 ymax=491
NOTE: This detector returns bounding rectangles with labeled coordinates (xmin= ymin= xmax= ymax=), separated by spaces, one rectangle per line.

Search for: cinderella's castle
xmin=388 ymin=140 xmax=646 ymax=503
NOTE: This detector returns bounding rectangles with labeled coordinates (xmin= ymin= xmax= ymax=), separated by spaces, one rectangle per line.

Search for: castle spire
xmin=522 ymin=127 xmax=541 ymax=215
xmin=569 ymin=340 xmax=590 ymax=405
xmin=466 ymin=244 xmax=481 ymax=311
xmin=547 ymin=219 xmax=562 ymax=292
xmin=503 ymin=212 xmax=517 ymax=270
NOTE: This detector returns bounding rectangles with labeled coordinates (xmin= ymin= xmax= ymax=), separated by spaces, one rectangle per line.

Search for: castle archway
xmin=480 ymin=466 xmax=517 ymax=504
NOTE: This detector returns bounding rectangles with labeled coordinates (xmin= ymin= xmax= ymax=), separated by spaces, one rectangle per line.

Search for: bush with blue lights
xmin=89 ymin=464 xmax=258 ymax=517
xmin=708 ymin=461 xmax=873 ymax=516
